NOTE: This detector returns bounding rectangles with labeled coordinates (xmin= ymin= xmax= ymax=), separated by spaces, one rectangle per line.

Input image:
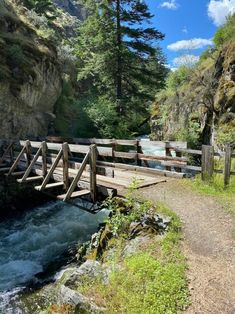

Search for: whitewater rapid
xmin=0 ymin=200 xmax=109 ymax=311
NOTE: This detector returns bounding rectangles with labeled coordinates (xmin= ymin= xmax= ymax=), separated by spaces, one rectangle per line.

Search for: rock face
xmin=152 ymin=42 xmax=235 ymax=146
xmin=53 ymin=0 xmax=86 ymax=20
xmin=0 ymin=1 xmax=62 ymax=139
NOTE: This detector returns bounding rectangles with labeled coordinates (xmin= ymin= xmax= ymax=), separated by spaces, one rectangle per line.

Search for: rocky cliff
xmin=53 ymin=0 xmax=86 ymax=20
xmin=152 ymin=18 xmax=235 ymax=148
xmin=0 ymin=0 xmax=62 ymax=139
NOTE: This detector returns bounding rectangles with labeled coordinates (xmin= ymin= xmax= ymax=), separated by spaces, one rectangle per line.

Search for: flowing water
xmin=0 ymin=200 xmax=109 ymax=312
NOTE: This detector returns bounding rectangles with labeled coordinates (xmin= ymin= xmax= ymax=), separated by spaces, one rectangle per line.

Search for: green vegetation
xmin=186 ymin=174 xmax=235 ymax=217
xmin=214 ymin=14 xmax=235 ymax=47
xmin=21 ymin=0 xmax=55 ymax=16
xmin=79 ymin=188 xmax=189 ymax=314
xmin=152 ymin=14 xmax=235 ymax=147
xmin=73 ymin=0 xmax=167 ymax=137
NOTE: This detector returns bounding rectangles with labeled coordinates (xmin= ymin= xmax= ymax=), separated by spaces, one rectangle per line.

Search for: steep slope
xmin=53 ymin=0 xmax=86 ymax=19
xmin=152 ymin=16 xmax=235 ymax=147
xmin=0 ymin=0 xmax=62 ymax=138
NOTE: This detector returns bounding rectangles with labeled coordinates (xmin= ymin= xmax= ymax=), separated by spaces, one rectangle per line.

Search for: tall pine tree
xmin=76 ymin=0 xmax=167 ymax=135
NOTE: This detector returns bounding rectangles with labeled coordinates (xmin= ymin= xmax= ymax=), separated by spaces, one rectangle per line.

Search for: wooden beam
xmin=175 ymin=148 xmax=202 ymax=155
xmin=18 ymin=176 xmax=43 ymax=183
xmin=95 ymin=160 xmax=186 ymax=179
xmin=224 ymin=145 xmax=232 ymax=188
xmin=25 ymin=140 xmax=31 ymax=168
xmin=41 ymin=141 xmax=48 ymax=177
xmin=20 ymin=141 xmax=113 ymax=157
xmin=7 ymin=145 xmax=26 ymax=176
xmin=137 ymin=153 xmax=187 ymax=162
xmin=57 ymin=189 xmax=90 ymax=200
xmin=62 ymin=142 xmax=69 ymax=190
xmin=165 ymin=142 xmax=171 ymax=171
xmin=63 ymin=151 xmax=90 ymax=201
xmin=20 ymin=146 xmax=42 ymax=182
xmin=90 ymin=144 xmax=97 ymax=203
xmin=136 ymin=140 xmax=142 ymax=166
xmin=35 ymin=182 xmax=64 ymax=190
xmin=39 ymin=149 xmax=63 ymax=191
xmin=114 ymin=151 xmax=137 ymax=159
xmin=201 ymin=145 xmax=214 ymax=182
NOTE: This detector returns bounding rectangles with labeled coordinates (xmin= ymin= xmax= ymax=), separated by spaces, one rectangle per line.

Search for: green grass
xmin=185 ymin=174 xmax=235 ymax=217
xmin=188 ymin=174 xmax=235 ymax=196
xmin=79 ymin=201 xmax=189 ymax=314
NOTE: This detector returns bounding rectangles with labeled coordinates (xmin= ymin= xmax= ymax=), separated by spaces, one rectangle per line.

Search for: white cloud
xmin=160 ymin=0 xmax=179 ymax=10
xmin=182 ymin=26 xmax=188 ymax=34
xmin=167 ymin=38 xmax=213 ymax=51
xmin=173 ymin=55 xmax=200 ymax=67
xmin=166 ymin=64 xmax=178 ymax=72
xmin=208 ymin=0 xmax=235 ymax=26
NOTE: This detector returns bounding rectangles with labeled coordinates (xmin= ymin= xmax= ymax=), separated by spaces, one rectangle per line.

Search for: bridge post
xmin=224 ymin=145 xmax=232 ymax=188
xmin=41 ymin=141 xmax=48 ymax=177
xmin=136 ymin=140 xmax=142 ymax=166
xmin=165 ymin=141 xmax=171 ymax=171
xmin=90 ymin=144 xmax=97 ymax=203
xmin=25 ymin=140 xmax=31 ymax=168
xmin=201 ymin=145 xmax=214 ymax=182
xmin=62 ymin=142 xmax=69 ymax=191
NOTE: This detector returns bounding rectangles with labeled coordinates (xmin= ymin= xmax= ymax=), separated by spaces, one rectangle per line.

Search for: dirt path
xmin=139 ymin=179 xmax=235 ymax=314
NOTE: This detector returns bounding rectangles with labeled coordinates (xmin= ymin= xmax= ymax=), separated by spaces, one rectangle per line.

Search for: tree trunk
xmin=116 ymin=0 xmax=122 ymax=113
xmin=201 ymin=109 xmax=214 ymax=145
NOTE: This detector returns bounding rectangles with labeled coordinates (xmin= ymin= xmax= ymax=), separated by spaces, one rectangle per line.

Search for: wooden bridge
xmin=0 ymin=137 xmax=234 ymax=203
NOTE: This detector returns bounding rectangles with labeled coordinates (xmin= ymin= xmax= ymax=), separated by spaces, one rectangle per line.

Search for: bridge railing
xmin=0 ymin=138 xmax=234 ymax=188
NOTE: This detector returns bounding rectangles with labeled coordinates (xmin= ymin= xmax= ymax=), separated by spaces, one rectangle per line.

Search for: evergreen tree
xmin=77 ymin=0 xmax=166 ymax=103
xmin=75 ymin=0 xmax=167 ymax=136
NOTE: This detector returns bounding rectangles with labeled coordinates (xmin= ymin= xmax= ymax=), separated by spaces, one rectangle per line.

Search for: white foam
xmin=0 ymin=201 xmax=108 ymax=295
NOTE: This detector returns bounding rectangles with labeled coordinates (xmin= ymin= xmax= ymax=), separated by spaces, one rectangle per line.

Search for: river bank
xmin=3 ymin=192 xmax=188 ymax=314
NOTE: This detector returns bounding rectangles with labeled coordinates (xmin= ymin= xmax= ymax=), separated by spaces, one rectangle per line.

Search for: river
xmin=0 ymin=200 xmax=109 ymax=313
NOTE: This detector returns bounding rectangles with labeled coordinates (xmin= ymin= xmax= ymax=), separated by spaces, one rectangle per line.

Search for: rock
xmin=57 ymin=285 xmax=105 ymax=314
xmin=129 ymin=213 xmax=171 ymax=239
xmin=0 ymin=1 xmax=62 ymax=139
xmin=123 ymin=235 xmax=154 ymax=257
xmin=60 ymin=260 xmax=108 ymax=289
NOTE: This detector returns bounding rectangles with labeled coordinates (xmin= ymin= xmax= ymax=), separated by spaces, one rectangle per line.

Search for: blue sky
xmin=145 ymin=0 xmax=235 ymax=69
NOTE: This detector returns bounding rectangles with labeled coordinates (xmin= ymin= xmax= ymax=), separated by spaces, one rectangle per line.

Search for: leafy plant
xmin=214 ymin=14 xmax=235 ymax=47
xmin=79 ymin=198 xmax=189 ymax=314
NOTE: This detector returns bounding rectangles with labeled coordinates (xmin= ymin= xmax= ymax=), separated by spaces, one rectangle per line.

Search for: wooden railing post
xmin=41 ymin=141 xmax=48 ymax=178
xmin=136 ymin=140 xmax=142 ymax=166
xmin=25 ymin=140 xmax=31 ymax=167
xmin=165 ymin=141 xmax=171 ymax=171
xmin=112 ymin=139 xmax=117 ymax=163
xmin=175 ymin=150 xmax=182 ymax=173
xmin=224 ymin=145 xmax=232 ymax=188
xmin=62 ymin=142 xmax=69 ymax=191
xmin=9 ymin=142 xmax=14 ymax=164
xmin=90 ymin=144 xmax=97 ymax=203
xmin=201 ymin=145 xmax=214 ymax=182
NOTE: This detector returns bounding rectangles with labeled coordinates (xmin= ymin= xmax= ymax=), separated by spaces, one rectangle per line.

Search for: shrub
xmin=214 ymin=14 xmax=235 ymax=47
xmin=166 ymin=66 xmax=191 ymax=91
xmin=57 ymin=44 xmax=77 ymax=67
xmin=6 ymin=44 xmax=26 ymax=66
xmin=174 ymin=120 xmax=201 ymax=148
xmin=216 ymin=121 xmax=235 ymax=148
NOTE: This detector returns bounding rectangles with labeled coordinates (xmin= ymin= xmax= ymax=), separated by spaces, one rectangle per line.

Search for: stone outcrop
xmin=53 ymin=0 xmax=86 ymax=20
xmin=152 ymin=41 xmax=235 ymax=146
xmin=0 ymin=0 xmax=62 ymax=139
